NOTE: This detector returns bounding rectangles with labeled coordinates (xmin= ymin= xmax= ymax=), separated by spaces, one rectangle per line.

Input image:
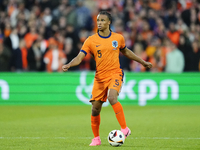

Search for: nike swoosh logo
xmin=125 ymin=130 xmax=129 ymax=137
xmin=96 ymin=45 xmax=101 ymax=47
xmin=115 ymin=111 xmax=120 ymax=115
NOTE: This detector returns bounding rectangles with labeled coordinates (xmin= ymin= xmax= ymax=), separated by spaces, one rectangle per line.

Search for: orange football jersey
xmin=81 ymin=32 xmax=126 ymax=80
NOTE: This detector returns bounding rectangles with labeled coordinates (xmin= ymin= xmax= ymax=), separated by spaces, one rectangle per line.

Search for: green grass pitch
xmin=0 ymin=105 xmax=200 ymax=150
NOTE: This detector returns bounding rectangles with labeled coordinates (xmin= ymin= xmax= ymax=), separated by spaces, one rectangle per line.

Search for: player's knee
xmin=92 ymin=106 xmax=101 ymax=116
xmin=108 ymin=95 xmax=117 ymax=105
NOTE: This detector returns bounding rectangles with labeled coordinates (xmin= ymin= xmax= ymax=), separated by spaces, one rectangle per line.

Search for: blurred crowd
xmin=0 ymin=0 xmax=200 ymax=73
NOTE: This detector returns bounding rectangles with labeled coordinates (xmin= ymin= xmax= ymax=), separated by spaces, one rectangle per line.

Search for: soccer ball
xmin=108 ymin=130 xmax=125 ymax=146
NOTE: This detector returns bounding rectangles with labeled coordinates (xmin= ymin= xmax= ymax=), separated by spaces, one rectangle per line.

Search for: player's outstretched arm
xmin=121 ymin=47 xmax=152 ymax=69
xmin=62 ymin=52 xmax=85 ymax=72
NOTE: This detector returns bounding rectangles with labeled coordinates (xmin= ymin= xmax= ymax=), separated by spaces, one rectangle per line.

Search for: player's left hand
xmin=62 ymin=64 xmax=70 ymax=72
xmin=143 ymin=61 xmax=153 ymax=69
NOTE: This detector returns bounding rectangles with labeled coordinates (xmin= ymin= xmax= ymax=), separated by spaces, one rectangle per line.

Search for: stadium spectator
xmin=24 ymin=26 xmax=38 ymax=49
xmin=65 ymin=24 xmax=80 ymax=49
xmin=165 ymin=41 xmax=185 ymax=73
xmin=140 ymin=19 xmax=154 ymax=42
xmin=181 ymin=6 xmax=199 ymax=27
xmin=175 ymin=18 xmax=188 ymax=33
xmin=135 ymin=33 xmax=148 ymax=51
xmin=167 ymin=22 xmax=180 ymax=46
xmin=0 ymin=42 xmax=12 ymax=71
xmin=149 ymin=0 xmax=163 ymax=10
xmin=42 ymin=7 xmax=53 ymax=27
xmin=76 ymin=0 xmax=93 ymax=31
xmin=63 ymin=37 xmax=79 ymax=71
xmin=162 ymin=8 xmax=177 ymax=28
xmin=19 ymin=39 xmax=28 ymax=70
xmin=151 ymin=46 xmax=165 ymax=72
xmin=154 ymin=17 xmax=166 ymax=40
xmin=178 ymin=34 xmax=192 ymax=71
xmin=27 ymin=39 xmax=42 ymax=71
xmin=147 ymin=9 xmax=157 ymax=31
xmin=130 ymin=43 xmax=147 ymax=72
xmin=96 ymin=0 xmax=113 ymax=11
xmin=145 ymin=37 xmax=160 ymax=59
xmin=18 ymin=25 xmax=28 ymax=39
xmin=123 ymin=0 xmax=135 ymax=26
xmin=10 ymin=2 xmax=30 ymax=27
xmin=43 ymin=37 xmax=67 ymax=72
xmin=3 ymin=21 xmax=12 ymax=38
xmin=188 ymin=40 xmax=200 ymax=71
xmin=4 ymin=27 xmax=23 ymax=71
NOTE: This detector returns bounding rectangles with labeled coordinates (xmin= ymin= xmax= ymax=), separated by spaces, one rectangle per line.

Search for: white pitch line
xmin=133 ymin=137 xmax=200 ymax=140
xmin=0 ymin=137 xmax=200 ymax=140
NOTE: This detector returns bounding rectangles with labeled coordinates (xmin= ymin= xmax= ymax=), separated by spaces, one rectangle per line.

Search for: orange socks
xmin=112 ymin=102 xmax=127 ymax=129
xmin=91 ymin=102 xmax=126 ymax=137
xmin=91 ymin=115 xmax=100 ymax=137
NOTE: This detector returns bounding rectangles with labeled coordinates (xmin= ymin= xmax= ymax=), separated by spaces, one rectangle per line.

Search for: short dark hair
xmin=98 ymin=11 xmax=112 ymax=32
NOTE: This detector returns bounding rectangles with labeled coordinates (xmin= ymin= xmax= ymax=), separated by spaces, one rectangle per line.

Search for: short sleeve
xmin=80 ymin=37 xmax=91 ymax=56
xmin=120 ymin=35 xmax=126 ymax=50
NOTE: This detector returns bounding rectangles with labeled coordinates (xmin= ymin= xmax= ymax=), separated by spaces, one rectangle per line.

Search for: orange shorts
xmin=90 ymin=70 xmax=124 ymax=102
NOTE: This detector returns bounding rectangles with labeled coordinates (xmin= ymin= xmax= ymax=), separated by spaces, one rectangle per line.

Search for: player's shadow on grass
xmin=100 ymin=143 xmax=133 ymax=148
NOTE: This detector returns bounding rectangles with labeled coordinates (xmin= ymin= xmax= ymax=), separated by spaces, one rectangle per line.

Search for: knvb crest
xmin=112 ymin=40 xmax=118 ymax=50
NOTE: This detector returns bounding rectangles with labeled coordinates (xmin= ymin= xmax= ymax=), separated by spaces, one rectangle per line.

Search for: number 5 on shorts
xmin=113 ymin=79 xmax=119 ymax=87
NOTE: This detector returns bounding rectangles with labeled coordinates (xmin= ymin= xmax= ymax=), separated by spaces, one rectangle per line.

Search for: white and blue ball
xmin=108 ymin=130 xmax=125 ymax=146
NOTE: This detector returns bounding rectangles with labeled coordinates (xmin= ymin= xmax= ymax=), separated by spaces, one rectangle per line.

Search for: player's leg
xmin=91 ymin=100 xmax=103 ymax=137
xmin=89 ymin=78 xmax=108 ymax=146
xmin=108 ymin=89 xmax=127 ymax=128
xmin=108 ymin=89 xmax=131 ymax=138
xmin=89 ymin=100 xmax=103 ymax=146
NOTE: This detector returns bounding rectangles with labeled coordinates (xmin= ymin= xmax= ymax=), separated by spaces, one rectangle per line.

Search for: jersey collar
xmin=98 ymin=31 xmax=111 ymax=39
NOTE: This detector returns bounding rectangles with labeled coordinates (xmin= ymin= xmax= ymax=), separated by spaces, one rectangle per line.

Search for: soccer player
xmin=62 ymin=11 xmax=152 ymax=146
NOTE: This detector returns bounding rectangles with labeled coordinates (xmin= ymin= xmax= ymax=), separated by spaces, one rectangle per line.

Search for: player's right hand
xmin=143 ymin=61 xmax=152 ymax=69
xmin=62 ymin=64 xmax=70 ymax=72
